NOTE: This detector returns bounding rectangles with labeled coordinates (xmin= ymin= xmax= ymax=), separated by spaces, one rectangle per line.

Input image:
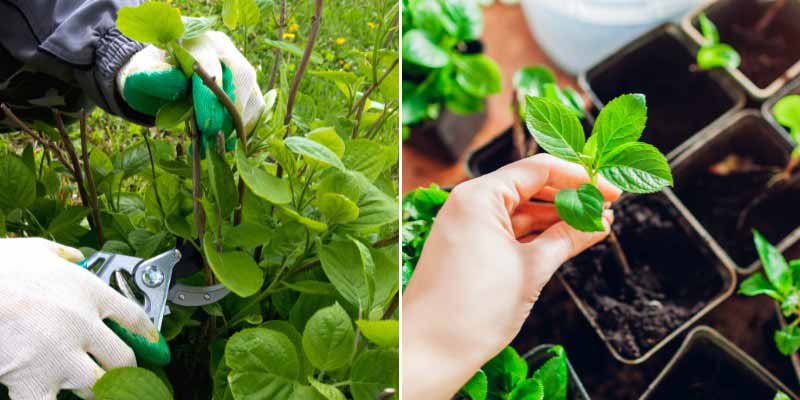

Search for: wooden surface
xmin=401 ymin=3 xmax=582 ymax=193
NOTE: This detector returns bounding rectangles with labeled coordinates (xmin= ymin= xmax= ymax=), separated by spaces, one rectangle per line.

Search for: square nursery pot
xmin=764 ymin=76 xmax=800 ymax=139
xmin=406 ymin=107 xmax=487 ymax=163
xmin=671 ymin=110 xmax=800 ymax=274
xmin=522 ymin=345 xmax=591 ymax=400
xmin=640 ymin=326 xmax=798 ymax=399
xmin=683 ymin=0 xmax=800 ymax=101
xmin=557 ymin=190 xmax=736 ymax=364
xmin=579 ymin=23 xmax=745 ymax=160
xmin=464 ymin=117 xmax=595 ymax=178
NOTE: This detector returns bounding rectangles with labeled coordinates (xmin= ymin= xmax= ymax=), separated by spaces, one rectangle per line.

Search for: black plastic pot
xmin=557 ymin=191 xmax=736 ymax=364
xmin=683 ymin=0 xmax=800 ymax=101
xmin=523 ymin=344 xmax=591 ymax=400
xmin=639 ymin=326 xmax=798 ymax=399
xmin=463 ymin=117 xmax=594 ymax=178
xmin=406 ymin=106 xmax=487 ymax=162
xmin=670 ymin=110 xmax=800 ymax=274
xmin=764 ymin=76 xmax=800 ymax=140
xmin=579 ymin=24 xmax=745 ymax=160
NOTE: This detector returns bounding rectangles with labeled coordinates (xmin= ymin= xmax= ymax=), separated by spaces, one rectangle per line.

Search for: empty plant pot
xmin=558 ymin=191 xmax=736 ymax=364
xmin=640 ymin=326 xmax=798 ymax=399
xmin=523 ymin=344 xmax=591 ymax=400
xmin=670 ymin=110 xmax=800 ymax=274
xmin=683 ymin=0 xmax=800 ymax=100
xmin=579 ymin=23 xmax=745 ymax=160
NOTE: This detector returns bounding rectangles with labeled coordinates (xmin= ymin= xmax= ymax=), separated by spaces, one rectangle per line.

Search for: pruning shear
xmin=76 ymin=242 xmax=231 ymax=365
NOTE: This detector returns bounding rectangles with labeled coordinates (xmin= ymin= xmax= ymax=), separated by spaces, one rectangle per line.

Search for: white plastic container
xmin=521 ymin=0 xmax=702 ymax=75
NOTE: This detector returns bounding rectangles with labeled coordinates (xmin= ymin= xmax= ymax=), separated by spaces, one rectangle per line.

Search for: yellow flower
xmin=338 ymin=59 xmax=345 ymax=65
xmin=367 ymin=22 xmax=377 ymax=29
xmin=283 ymin=32 xmax=296 ymax=40
xmin=335 ymin=37 xmax=346 ymax=45
xmin=289 ymin=23 xmax=299 ymax=32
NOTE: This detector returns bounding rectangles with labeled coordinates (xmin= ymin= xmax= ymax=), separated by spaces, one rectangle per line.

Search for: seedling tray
xmin=579 ymin=23 xmax=745 ymax=160
xmin=670 ymin=110 xmax=800 ymax=274
xmin=523 ymin=344 xmax=591 ymax=400
xmin=557 ymin=190 xmax=736 ymax=364
xmin=682 ymin=0 xmax=800 ymax=100
xmin=639 ymin=326 xmax=797 ymax=399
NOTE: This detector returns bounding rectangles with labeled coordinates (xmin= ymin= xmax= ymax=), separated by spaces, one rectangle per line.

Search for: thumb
xmin=522 ymin=210 xmax=614 ymax=278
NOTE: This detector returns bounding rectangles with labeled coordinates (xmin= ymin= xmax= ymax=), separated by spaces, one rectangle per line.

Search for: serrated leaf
xmin=181 ymin=16 xmax=217 ymax=40
xmin=307 ymin=127 xmax=345 ymax=158
xmin=302 ymin=303 xmax=355 ymax=371
xmin=509 ymin=379 xmax=544 ymax=400
xmin=320 ymin=239 xmax=373 ymax=310
xmin=587 ymin=93 xmax=647 ymax=164
xmin=484 ymin=347 xmax=528 ymax=396
xmin=350 ymin=349 xmax=398 ymax=400
xmin=461 ymin=370 xmax=488 ymax=400
xmin=554 ymin=184 xmax=605 ymax=233
xmin=754 ymin=230 xmax=792 ymax=295
xmin=599 ymin=142 xmax=672 ymax=193
xmin=225 ymin=328 xmax=300 ymax=399
xmin=117 ymin=3 xmax=184 ymax=48
xmin=525 ymin=96 xmax=586 ymax=163
xmin=308 ymin=377 xmax=346 ymax=400
xmin=531 ymin=346 xmax=567 ymax=400
xmin=0 ymin=156 xmax=36 ymax=211
xmin=776 ymin=325 xmax=800 ymax=355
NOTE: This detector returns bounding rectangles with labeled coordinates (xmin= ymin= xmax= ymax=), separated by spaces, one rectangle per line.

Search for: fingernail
xmin=602 ymin=209 xmax=614 ymax=225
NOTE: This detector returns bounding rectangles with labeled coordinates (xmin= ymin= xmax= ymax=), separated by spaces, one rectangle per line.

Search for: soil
xmin=559 ymin=195 xmax=726 ymax=360
xmin=711 ymin=1 xmax=800 ymax=88
xmin=590 ymin=33 xmax=735 ymax=155
xmin=744 ymin=176 xmax=800 ymax=251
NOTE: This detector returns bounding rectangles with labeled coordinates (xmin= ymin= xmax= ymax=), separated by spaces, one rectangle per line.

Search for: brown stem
xmin=53 ymin=111 xmax=92 ymax=217
xmin=1 ymin=104 xmax=74 ymax=177
xmin=351 ymin=58 xmax=399 ymax=139
xmin=381 ymin=294 xmax=398 ymax=320
xmin=192 ymin=62 xmax=247 ymax=225
xmin=79 ymin=110 xmax=104 ymax=247
xmin=143 ymin=130 xmax=166 ymax=218
xmin=267 ymin=0 xmax=287 ymax=90
xmin=190 ymin=117 xmax=206 ymax=246
xmin=607 ymin=230 xmax=632 ymax=276
xmin=510 ymin=90 xmax=528 ymax=161
xmin=755 ymin=0 xmax=784 ymax=33
xmin=284 ymin=0 xmax=323 ymax=136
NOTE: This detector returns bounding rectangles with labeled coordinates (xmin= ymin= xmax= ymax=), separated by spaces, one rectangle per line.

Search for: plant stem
xmin=190 ymin=118 xmax=207 ymax=249
xmin=79 ymin=110 xmax=104 ymax=247
xmin=755 ymin=0 xmax=784 ymax=33
xmin=350 ymin=58 xmax=399 ymax=139
xmin=510 ymin=90 xmax=531 ymax=160
xmin=192 ymin=62 xmax=247 ymax=226
xmin=143 ymin=130 xmax=166 ymax=218
xmin=284 ymin=0 xmax=323 ymax=137
xmin=1 ymin=104 xmax=74 ymax=177
xmin=607 ymin=230 xmax=632 ymax=276
xmin=52 ymin=111 xmax=94 ymax=229
xmin=267 ymin=0 xmax=287 ymax=90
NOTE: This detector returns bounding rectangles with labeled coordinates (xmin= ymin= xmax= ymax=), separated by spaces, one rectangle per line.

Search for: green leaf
xmin=738 ymin=273 xmax=781 ymax=300
xmin=776 ymin=325 xmax=800 ymax=355
xmin=222 ymin=222 xmax=272 ymax=248
xmin=284 ymin=136 xmax=345 ymax=170
xmin=262 ymin=320 xmax=313 ymax=378
xmin=172 ymin=44 xmax=197 ymax=77
xmin=307 ymin=127 xmax=345 ymax=159
xmin=318 ymin=193 xmax=359 ymax=224
xmin=441 ymin=0 xmax=483 ymax=41
xmin=599 ymin=142 xmax=673 ymax=193
xmin=525 ymin=96 xmax=586 ymax=163
xmin=302 ymin=303 xmax=356 ymax=371
xmin=587 ymin=93 xmax=647 ymax=163
xmin=350 ymin=176 xmax=399 ymax=230
xmin=102 ymin=239 xmax=132 ymax=255
xmin=513 ymin=66 xmax=556 ymax=95
xmin=355 ymin=320 xmax=399 ymax=348
xmin=774 ymin=95 xmax=800 ymax=134
xmin=402 ymin=29 xmax=449 ymax=68
xmin=753 ymin=230 xmax=792 ymax=295
xmin=308 ymin=377 xmax=347 ymax=400
xmin=320 ymin=239 xmax=373 ymax=310
xmin=483 ymin=347 xmax=528 ymax=397
xmin=782 ymin=290 xmax=800 ymax=317
xmin=155 ymin=98 xmax=192 ymax=129
xmin=453 ymin=54 xmax=502 ymax=98
xmin=0 ymin=156 xmax=36 ymax=211
xmin=276 ymin=205 xmax=328 ymax=232
xmin=776 ymin=392 xmax=792 ymax=400
xmin=207 ymin=148 xmax=239 ymax=218
xmin=343 ymin=139 xmax=387 ymax=181
xmin=697 ymin=44 xmax=741 ymax=70
xmin=316 ymin=170 xmax=366 ymax=203
xmin=94 ymin=367 xmax=172 ymax=400
xmin=698 ymin=12 xmax=719 ymax=46
xmin=509 ymin=379 xmax=544 ymax=400
xmin=263 ymin=38 xmax=323 ymax=64
xmin=222 ymin=0 xmax=260 ymax=30
xmin=236 ymin=145 xmax=291 ymax=204
xmin=46 ymin=206 xmax=90 ymax=245
xmin=461 ymin=370 xmax=488 ymax=400
xmin=225 ymin=328 xmax=300 ymax=399
xmin=531 ymin=346 xmax=567 ymax=400
xmin=554 ymin=184 xmax=605 ymax=233
xmin=117 ymin=2 xmax=184 ymax=48
xmin=204 ymin=232 xmax=264 ymax=297
xmin=283 ymin=280 xmax=337 ymax=296
xmin=181 ymin=16 xmax=217 ymax=40
xmin=350 ymin=349 xmax=399 ymax=400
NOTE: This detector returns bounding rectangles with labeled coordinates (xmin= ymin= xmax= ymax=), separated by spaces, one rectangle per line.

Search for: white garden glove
xmin=117 ymin=31 xmax=265 ymax=152
xmin=0 ymin=238 xmax=158 ymax=400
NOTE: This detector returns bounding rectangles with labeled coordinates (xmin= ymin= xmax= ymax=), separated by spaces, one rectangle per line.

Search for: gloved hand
xmin=402 ymin=154 xmax=621 ymax=399
xmin=0 ymin=238 xmax=159 ymax=400
xmin=117 ymin=31 xmax=265 ymax=151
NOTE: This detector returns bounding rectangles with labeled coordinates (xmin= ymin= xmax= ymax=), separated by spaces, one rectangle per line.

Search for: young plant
xmin=402 ymin=184 xmax=449 ymax=289
xmin=776 ymin=391 xmax=792 ymax=400
xmin=460 ymin=345 xmax=569 ymax=400
xmin=401 ymin=0 xmax=501 ymax=127
xmin=695 ymin=13 xmax=741 ymax=71
xmin=773 ymin=94 xmax=800 ymax=179
xmin=739 ymin=231 xmax=800 ymax=356
xmin=525 ymin=93 xmax=673 ymax=273
xmin=510 ymin=66 xmax=584 ymax=159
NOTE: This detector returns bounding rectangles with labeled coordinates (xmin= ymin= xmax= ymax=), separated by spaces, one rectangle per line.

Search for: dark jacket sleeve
xmin=0 ymin=0 xmax=151 ymax=125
